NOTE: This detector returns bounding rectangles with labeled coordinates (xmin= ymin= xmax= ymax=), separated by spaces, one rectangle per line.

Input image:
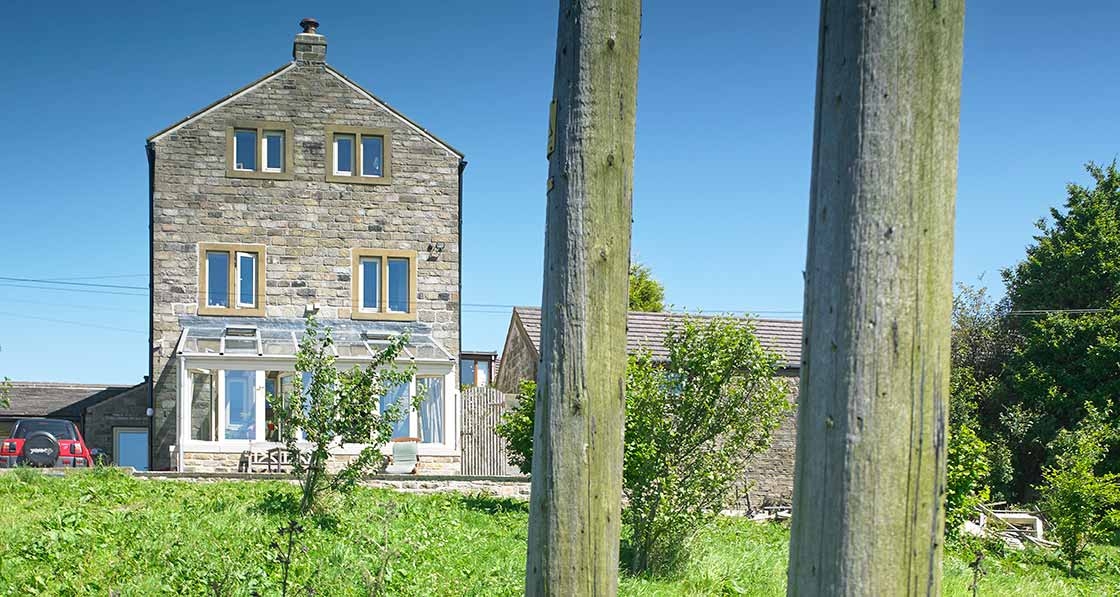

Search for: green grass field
xmin=0 ymin=469 xmax=1116 ymax=595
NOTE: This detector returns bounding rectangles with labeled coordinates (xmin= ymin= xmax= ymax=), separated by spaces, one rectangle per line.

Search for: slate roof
xmin=513 ymin=307 xmax=803 ymax=369
xmin=0 ymin=382 xmax=140 ymax=420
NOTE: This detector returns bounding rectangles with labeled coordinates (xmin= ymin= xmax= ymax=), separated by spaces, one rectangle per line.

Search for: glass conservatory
xmin=170 ymin=320 xmax=457 ymax=471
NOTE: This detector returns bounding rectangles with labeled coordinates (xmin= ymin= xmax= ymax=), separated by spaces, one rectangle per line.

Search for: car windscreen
xmin=12 ymin=420 xmax=77 ymax=440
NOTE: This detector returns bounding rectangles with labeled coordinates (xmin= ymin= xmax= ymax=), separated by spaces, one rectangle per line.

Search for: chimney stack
xmin=293 ymin=18 xmax=326 ymax=63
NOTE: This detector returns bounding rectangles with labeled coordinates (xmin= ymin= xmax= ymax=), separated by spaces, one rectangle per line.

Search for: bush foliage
xmin=1038 ymin=403 xmax=1120 ymax=575
xmin=497 ymin=315 xmax=791 ymax=575
xmin=945 ymin=423 xmax=991 ymax=537
xmin=493 ymin=380 xmax=537 ymax=475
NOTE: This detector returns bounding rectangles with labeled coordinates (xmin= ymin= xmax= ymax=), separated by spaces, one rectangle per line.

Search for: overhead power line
xmin=0 ymin=283 xmax=149 ymax=298
xmin=0 ymin=311 xmax=145 ymax=335
xmin=0 ymin=276 xmax=148 ymax=290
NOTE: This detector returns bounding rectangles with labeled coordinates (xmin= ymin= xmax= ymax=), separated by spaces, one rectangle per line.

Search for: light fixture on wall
xmin=427 ymin=241 xmax=446 ymax=261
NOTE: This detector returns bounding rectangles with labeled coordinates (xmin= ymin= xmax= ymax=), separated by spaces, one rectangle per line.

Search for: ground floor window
xmin=380 ymin=382 xmax=411 ymax=439
xmin=183 ymin=367 xmax=450 ymax=446
xmin=417 ymin=376 xmax=444 ymax=443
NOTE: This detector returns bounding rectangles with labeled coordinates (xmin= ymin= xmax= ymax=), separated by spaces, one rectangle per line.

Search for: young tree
xmin=527 ymin=0 xmax=641 ymax=594
xmin=629 ymin=262 xmax=665 ymax=312
xmin=497 ymin=316 xmax=791 ymax=574
xmin=788 ymin=1 xmax=965 ymax=594
xmin=273 ymin=315 xmax=414 ymax=515
xmin=1038 ymin=403 xmax=1120 ymax=575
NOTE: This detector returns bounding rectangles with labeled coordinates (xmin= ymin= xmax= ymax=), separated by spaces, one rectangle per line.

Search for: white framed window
xmin=181 ymin=368 xmax=452 ymax=450
xmin=262 ymin=131 xmax=285 ymax=173
xmin=188 ymin=369 xmax=216 ymax=441
xmin=416 ymin=376 xmax=444 ymax=444
xmin=236 ymin=252 xmax=257 ymax=308
xmin=333 ymin=134 xmax=355 ymax=175
xmin=222 ymin=370 xmax=261 ymax=441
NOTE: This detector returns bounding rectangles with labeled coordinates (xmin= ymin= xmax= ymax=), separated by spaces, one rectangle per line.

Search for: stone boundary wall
xmin=179 ymin=451 xmax=460 ymax=476
xmin=137 ymin=471 xmax=531 ymax=499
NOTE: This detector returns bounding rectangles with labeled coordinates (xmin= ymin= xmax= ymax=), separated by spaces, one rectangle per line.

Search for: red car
xmin=0 ymin=418 xmax=93 ymax=468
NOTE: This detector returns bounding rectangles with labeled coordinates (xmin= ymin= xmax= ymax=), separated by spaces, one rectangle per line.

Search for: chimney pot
xmin=293 ymin=17 xmax=327 ymax=63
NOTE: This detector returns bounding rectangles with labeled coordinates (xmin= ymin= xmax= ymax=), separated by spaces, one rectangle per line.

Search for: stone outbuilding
xmin=495 ymin=307 xmax=804 ymax=506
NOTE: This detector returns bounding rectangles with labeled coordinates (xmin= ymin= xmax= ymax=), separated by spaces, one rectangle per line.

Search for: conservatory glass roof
xmin=175 ymin=322 xmax=453 ymax=362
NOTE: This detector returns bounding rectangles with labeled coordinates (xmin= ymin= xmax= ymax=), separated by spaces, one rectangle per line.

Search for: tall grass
xmin=0 ymin=469 xmax=1115 ymax=595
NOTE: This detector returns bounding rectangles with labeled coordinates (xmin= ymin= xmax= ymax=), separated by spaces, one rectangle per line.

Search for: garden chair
xmin=385 ymin=437 xmax=420 ymax=474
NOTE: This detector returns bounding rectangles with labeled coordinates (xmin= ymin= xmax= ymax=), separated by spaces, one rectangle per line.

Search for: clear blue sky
xmin=1 ymin=1 xmax=1117 ymax=384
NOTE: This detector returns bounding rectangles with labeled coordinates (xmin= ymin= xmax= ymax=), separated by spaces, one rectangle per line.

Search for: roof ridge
xmin=9 ymin=381 xmax=134 ymax=388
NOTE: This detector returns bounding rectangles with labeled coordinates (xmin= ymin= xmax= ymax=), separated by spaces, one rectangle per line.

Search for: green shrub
xmin=1038 ymin=403 xmax=1120 ymax=575
xmin=624 ymin=317 xmax=790 ymax=575
xmin=493 ymin=380 xmax=537 ymax=475
xmin=496 ymin=316 xmax=792 ymax=575
xmin=945 ymin=423 xmax=991 ymax=537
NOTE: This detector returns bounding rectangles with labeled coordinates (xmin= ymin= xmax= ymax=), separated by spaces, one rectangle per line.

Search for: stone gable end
xmin=149 ymin=58 xmax=462 ymax=470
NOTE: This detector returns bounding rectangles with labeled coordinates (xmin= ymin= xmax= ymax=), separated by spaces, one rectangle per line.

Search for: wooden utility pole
xmin=788 ymin=1 xmax=965 ymax=595
xmin=525 ymin=1 xmax=641 ymax=595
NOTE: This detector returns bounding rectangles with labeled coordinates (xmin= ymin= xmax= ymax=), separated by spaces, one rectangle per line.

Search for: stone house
xmin=1 ymin=381 xmax=149 ymax=468
xmin=146 ymin=19 xmax=465 ymax=473
xmin=495 ymin=307 xmax=803 ymax=505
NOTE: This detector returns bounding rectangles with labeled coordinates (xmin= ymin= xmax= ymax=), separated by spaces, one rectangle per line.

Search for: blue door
xmin=114 ymin=428 xmax=149 ymax=471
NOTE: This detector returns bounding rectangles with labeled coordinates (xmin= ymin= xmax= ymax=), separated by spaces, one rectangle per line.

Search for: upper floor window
xmin=351 ymin=249 xmax=416 ymax=321
xmin=326 ymin=126 xmax=392 ymax=185
xmin=199 ymin=243 xmax=266 ymax=316
xmin=225 ymin=122 xmax=294 ymax=180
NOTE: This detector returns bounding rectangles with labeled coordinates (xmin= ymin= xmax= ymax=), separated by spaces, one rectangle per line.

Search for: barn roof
xmin=0 ymin=382 xmax=141 ymax=420
xmin=511 ymin=307 xmax=803 ymax=369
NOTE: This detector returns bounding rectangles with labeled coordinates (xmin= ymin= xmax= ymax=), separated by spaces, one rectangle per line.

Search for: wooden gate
xmin=460 ymin=386 xmax=521 ymax=476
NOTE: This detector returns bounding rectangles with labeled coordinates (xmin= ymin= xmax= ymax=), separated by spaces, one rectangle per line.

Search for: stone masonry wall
xmin=82 ymin=384 xmax=149 ymax=461
xmin=740 ymin=370 xmax=800 ymax=507
xmin=181 ymin=451 xmax=459 ymax=475
xmin=494 ymin=316 xmax=538 ymax=393
xmin=149 ymin=56 xmax=462 ymax=469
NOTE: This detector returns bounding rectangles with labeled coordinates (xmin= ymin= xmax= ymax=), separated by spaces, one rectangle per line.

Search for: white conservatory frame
xmin=171 ymin=326 xmax=459 ymax=472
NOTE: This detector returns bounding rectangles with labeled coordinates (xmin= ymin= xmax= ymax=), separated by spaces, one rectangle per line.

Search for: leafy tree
xmin=1038 ymin=403 xmax=1120 ymax=575
xmin=273 ymin=315 xmax=414 ymax=515
xmin=629 ymin=262 xmax=665 ymax=312
xmin=493 ymin=379 xmax=536 ymax=474
xmin=999 ymin=162 xmax=1120 ymax=497
xmin=496 ymin=316 xmax=791 ymax=575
